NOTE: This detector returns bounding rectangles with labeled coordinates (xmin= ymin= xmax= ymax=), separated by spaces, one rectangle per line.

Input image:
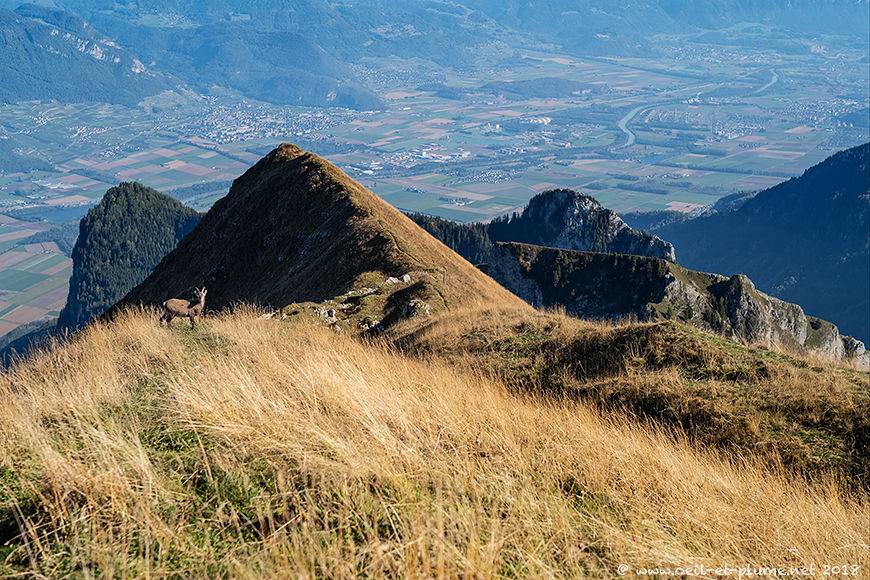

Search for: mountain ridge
xmin=116 ymin=143 xmax=526 ymax=323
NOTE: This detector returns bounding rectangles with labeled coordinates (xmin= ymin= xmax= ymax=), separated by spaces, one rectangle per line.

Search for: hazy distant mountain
xmin=0 ymin=6 xmax=172 ymax=106
xmin=658 ymin=0 xmax=870 ymax=36
xmin=466 ymin=0 xmax=870 ymax=47
xmin=35 ymin=0 xmax=513 ymax=69
xmin=625 ymin=143 xmax=870 ymax=343
xmin=22 ymin=0 xmax=865 ymax=81
xmin=71 ymin=18 xmax=384 ymax=109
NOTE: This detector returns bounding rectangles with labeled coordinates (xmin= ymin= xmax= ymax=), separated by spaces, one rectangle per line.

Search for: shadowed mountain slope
xmin=118 ymin=144 xmax=526 ymax=319
xmin=634 ymin=143 xmax=870 ymax=343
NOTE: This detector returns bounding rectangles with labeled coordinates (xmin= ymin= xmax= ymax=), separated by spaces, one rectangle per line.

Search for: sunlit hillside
xmin=1 ymin=308 xmax=867 ymax=577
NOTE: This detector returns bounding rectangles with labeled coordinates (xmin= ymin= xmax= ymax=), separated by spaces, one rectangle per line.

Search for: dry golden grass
xmin=389 ymin=304 xmax=870 ymax=480
xmin=0 ymin=308 xmax=868 ymax=577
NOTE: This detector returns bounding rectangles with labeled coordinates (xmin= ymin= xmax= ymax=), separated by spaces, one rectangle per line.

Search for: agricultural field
xmin=0 ymin=215 xmax=71 ymax=337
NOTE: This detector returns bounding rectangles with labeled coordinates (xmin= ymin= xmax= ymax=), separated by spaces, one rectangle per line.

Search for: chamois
xmin=161 ymin=287 xmax=207 ymax=329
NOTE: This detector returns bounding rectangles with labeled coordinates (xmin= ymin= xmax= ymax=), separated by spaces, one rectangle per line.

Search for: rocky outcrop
xmin=409 ymin=188 xmax=676 ymax=267
xmin=489 ymin=189 xmax=676 ymax=261
xmin=484 ymin=242 xmax=869 ymax=369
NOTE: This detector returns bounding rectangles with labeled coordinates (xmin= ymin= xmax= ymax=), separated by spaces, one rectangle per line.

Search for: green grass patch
xmin=0 ymin=269 xmax=48 ymax=292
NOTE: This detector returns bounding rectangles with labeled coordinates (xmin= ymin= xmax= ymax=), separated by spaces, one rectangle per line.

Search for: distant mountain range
xmin=624 ymin=142 xmax=870 ymax=343
xmin=0 ymin=6 xmax=172 ymax=106
xmin=4 ymin=4 xmax=382 ymax=109
xmin=36 ymin=0 xmax=514 ymax=66
xmin=1 ymin=0 xmax=867 ymax=108
xmin=27 ymin=0 xmax=870 ymax=65
xmin=465 ymin=0 xmax=870 ymax=54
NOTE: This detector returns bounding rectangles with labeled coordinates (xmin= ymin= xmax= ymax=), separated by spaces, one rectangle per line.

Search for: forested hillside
xmin=57 ymin=182 xmax=200 ymax=331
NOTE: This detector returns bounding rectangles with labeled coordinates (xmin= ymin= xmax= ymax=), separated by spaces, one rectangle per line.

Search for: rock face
xmin=409 ymin=188 xmax=675 ymax=265
xmin=484 ymin=242 xmax=869 ymax=369
xmin=115 ymin=144 xmax=526 ymax=324
xmin=57 ymin=182 xmax=200 ymax=331
xmin=490 ymin=189 xmax=676 ymax=261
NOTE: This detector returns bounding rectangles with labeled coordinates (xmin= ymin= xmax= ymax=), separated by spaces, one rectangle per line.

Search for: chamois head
xmin=195 ymin=287 xmax=207 ymax=302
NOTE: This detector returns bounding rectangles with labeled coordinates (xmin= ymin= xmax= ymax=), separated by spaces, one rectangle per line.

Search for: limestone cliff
xmin=410 ymin=188 xmax=676 ymax=265
xmin=488 ymin=189 xmax=676 ymax=261
xmin=483 ymin=242 xmax=869 ymax=369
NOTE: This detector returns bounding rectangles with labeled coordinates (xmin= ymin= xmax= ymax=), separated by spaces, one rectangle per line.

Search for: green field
xmin=0 ymin=269 xmax=48 ymax=292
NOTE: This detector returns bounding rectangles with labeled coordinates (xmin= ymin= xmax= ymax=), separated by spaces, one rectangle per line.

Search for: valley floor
xmin=0 ymin=308 xmax=868 ymax=577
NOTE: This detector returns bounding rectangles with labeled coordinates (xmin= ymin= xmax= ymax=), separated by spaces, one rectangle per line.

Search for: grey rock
xmin=401 ymin=300 xmax=431 ymax=318
xmin=522 ymin=190 xmax=676 ymax=261
xmin=485 ymin=243 xmax=867 ymax=366
xmin=315 ymin=307 xmax=338 ymax=324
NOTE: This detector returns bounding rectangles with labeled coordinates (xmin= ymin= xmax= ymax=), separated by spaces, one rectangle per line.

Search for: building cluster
xmin=188 ymin=103 xmax=368 ymax=144
xmin=382 ymin=144 xmax=470 ymax=167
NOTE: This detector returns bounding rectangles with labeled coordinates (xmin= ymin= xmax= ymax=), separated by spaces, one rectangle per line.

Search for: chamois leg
xmin=166 ymin=314 xmax=174 ymax=328
xmin=189 ymin=315 xmax=196 ymax=330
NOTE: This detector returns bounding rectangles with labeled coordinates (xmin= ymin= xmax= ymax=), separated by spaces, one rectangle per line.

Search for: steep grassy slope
xmin=388 ymin=305 xmax=870 ymax=480
xmin=118 ymin=143 xmax=526 ymax=324
xmin=1 ymin=309 xmax=867 ymax=576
